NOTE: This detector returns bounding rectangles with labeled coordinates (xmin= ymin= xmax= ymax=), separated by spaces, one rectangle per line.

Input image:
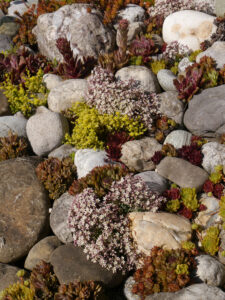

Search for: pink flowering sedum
xmin=68 ymin=175 xmax=166 ymax=273
xmin=86 ymin=66 xmax=161 ymax=134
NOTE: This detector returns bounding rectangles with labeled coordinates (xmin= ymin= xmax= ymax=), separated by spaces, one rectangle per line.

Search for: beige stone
xmin=120 ymin=138 xmax=162 ymax=172
xmin=129 ymin=212 xmax=192 ymax=255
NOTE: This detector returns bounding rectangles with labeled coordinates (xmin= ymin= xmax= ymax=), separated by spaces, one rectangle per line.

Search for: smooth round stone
xmin=202 ymin=142 xmax=225 ymax=174
xmin=157 ymin=69 xmax=177 ymax=91
xmin=43 ymin=74 xmax=63 ymax=90
xmin=178 ymin=57 xmax=194 ymax=74
xmin=163 ymin=10 xmax=217 ymax=51
xmin=215 ymin=0 xmax=225 ymax=17
xmin=0 ymin=112 xmax=27 ymax=138
xmin=196 ymin=41 xmax=225 ymax=69
xmin=117 ymin=4 xmax=145 ymax=23
xmin=0 ymin=264 xmax=20 ymax=292
xmin=135 ymin=171 xmax=168 ymax=194
xmin=163 ymin=130 xmax=192 ymax=149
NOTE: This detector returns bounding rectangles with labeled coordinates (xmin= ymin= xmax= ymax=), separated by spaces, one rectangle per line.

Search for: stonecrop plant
xmin=86 ymin=66 xmax=161 ymax=134
xmin=68 ymin=174 xmax=166 ymax=273
xmin=0 ymin=68 xmax=49 ymax=117
xmin=36 ymin=157 xmax=77 ymax=201
xmin=64 ymin=102 xmax=146 ymax=149
xmin=132 ymin=246 xmax=197 ymax=298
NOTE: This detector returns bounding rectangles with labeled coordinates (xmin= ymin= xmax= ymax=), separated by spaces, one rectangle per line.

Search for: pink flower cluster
xmin=86 ymin=66 xmax=161 ymax=133
xmin=68 ymin=175 xmax=166 ymax=273
xmin=148 ymin=0 xmax=214 ymax=19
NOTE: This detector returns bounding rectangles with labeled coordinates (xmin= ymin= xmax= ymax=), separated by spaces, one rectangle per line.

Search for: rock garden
xmin=1 ymin=0 xmax=225 ymax=299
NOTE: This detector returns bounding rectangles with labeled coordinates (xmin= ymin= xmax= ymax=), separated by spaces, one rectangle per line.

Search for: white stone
xmin=26 ymin=106 xmax=69 ymax=156
xmin=43 ymin=74 xmax=63 ymax=90
xmin=115 ymin=66 xmax=161 ymax=93
xmin=195 ymin=194 xmax=220 ymax=228
xmin=8 ymin=0 xmax=38 ymax=18
xmin=48 ymin=144 xmax=77 ymax=160
xmin=0 ymin=112 xmax=27 ymax=138
xmin=157 ymin=69 xmax=177 ymax=91
xmin=129 ymin=211 xmax=192 ymax=255
xmin=202 ymin=142 xmax=225 ymax=173
xmin=196 ymin=41 xmax=225 ymax=69
xmin=127 ymin=22 xmax=145 ymax=44
xmin=178 ymin=57 xmax=194 ymax=74
xmin=120 ymin=138 xmax=162 ymax=172
xmin=162 ymin=10 xmax=217 ymax=51
xmin=75 ymin=149 xmax=110 ymax=178
xmin=117 ymin=4 xmax=145 ymax=23
xmin=215 ymin=0 xmax=225 ymax=17
xmin=158 ymin=91 xmax=184 ymax=124
xmin=32 ymin=4 xmax=115 ymax=61
xmin=135 ymin=171 xmax=168 ymax=194
xmin=164 ymin=130 xmax=192 ymax=149
xmin=196 ymin=255 xmax=225 ymax=287
xmin=48 ymin=79 xmax=87 ymax=112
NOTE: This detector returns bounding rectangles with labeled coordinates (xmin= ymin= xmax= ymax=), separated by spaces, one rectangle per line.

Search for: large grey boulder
xmin=156 ymin=157 xmax=209 ymax=191
xmin=0 ymin=158 xmax=50 ymax=263
xmin=50 ymin=244 xmax=124 ymax=288
xmin=32 ymin=4 xmax=115 ymax=61
xmin=184 ymin=85 xmax=225 ymax=137
xmin=196 ymin=41 xmax=225 ymax=69
xmin=0 ymin=264 xmax=19 ymax=292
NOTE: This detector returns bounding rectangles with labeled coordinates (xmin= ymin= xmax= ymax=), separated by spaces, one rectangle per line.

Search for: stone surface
xmin=75 ymin=149 xmax=110 ymax=178
xmin=48 ymin=144 xmax=77 ymax=160
xmin=156 ymin=157 xmax=209 ymax=191
xmin=126 ymin=22 xmax=145 ymax=44
xmin=0 ymin=90 xmax=10 ymax=116
xmin=162 ymin=10 xmax=217 ymax=51
xmin=0 ymin=34 xmax=12 ymax=52
xmin=117 ymin=4 xmax=145 ymax=23
xmin=0 ymin=264 xmax=19 ymax=292
xmin=43 ymin=73 xmax=63 ymax=90
xmin=0 ymin=16 xmax=19 ymax=37
xmin=157 ymin=69 xmax=177 ymax=91
xmin=124 ymin=277 xmax=225 ymax=300
xmin=184 ymin=85 xmax=225 ymax=137
xmin=196 ymin=255 xmax=225 ymax=287
xmin=26 ymin=106 xmax=69 ymax=156
xmin=135 ymin=171 xmax=168 ymax=194
xmin=33 ymin=4 xmax=115 ymax=61
xmin=24 ymin=236 xmax=62 ymax=271
xmin=195 ymin=194 xmax=220 ymax=228
xmin=129 ymin=212 xmax=192 ymax=255
xmin=202 ymin=142 xmax=225 ymax=174
xmin=178 ymin=57 xmax=194 ymax=74
xmin=50 ymin=244 xmax=124 ymax=288
xmin=219 ymin=229 xmax=225 ymax=265
xmin=48 ymin=79 xmax=87 ymax=112
xmin=158 ymin=91 xmax=184 ymax=124
xmin=120 ymin=138 xmax=162 ymax=172
xmin=196 ymin=41 xmax=225 ymax=69
xmin=0 ymin=157 xmax=50 ymax=263
xmin=115 ymin=66 xmax=161 ymax=93
xmin=50 ymin=192 xmax=74 ymax=244
xmin=215 ymin=0 xmax=225 ymax=17
xmin=0 ymin=112 xmax=27 ymax=138
xmin=163 ymin=130 xmax=192 ymax=149
xmin=8 ymin=0 xmax=38 ymax=18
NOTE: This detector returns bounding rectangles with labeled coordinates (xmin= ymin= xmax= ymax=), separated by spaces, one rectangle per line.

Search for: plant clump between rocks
xmin=36 ymin=157 xmax=77 ymax=201
xmin=68 ymin=174 xmax=166 ymax=273
xmin=132 ymin=246 xmax=197 ymax=299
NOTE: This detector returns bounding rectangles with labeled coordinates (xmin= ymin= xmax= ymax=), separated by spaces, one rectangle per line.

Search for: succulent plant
xmin=36 ymin=157 xmax=77 ymax=200
xmin=0 ymin=132 xmax=30 ymax=162
xmin=132 ymin=246 xmax=196 ymax=298
xmin=55 ymin=38 xmax=96 ymax=79
xmin=69 ymin=164 xmax=129 ymax=198
xmin=201 ymin=226 xmax=220 ymax=256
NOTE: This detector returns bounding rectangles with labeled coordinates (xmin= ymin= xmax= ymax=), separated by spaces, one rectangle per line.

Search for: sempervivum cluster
xmin=68 ymin=175 xmax=166 ymax=273
xmin=148 ymin=0 xmax=214 ymax=19
xmin=86 ymin=66 xmax=161 ymax=134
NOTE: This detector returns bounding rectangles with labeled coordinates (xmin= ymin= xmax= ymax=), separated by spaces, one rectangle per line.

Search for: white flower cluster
xmin=162 ymin=41 xmax=191 ymax=61
xmin=68 ymin=175 xmax=166 ymax=273
xmin=148 ymin=0 xmax=215 ymax=19
xmin=86 ymin=66 xmax=161 ymax=133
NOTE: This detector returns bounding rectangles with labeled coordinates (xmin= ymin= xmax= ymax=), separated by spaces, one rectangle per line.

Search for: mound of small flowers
xmin=86 ymin=66 xmax=161 ymax=134
xmin=68 ymin=174 xmax=166 ymax=273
